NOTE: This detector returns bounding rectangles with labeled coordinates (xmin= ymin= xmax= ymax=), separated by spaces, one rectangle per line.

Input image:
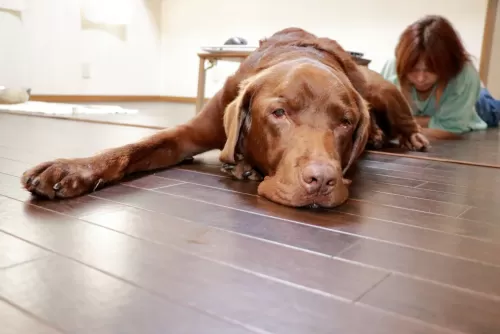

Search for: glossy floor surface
xmin=379 ymin=128 xmax=500 ymax=167
xmin=1 ymin=113 xmax=500 ymax=334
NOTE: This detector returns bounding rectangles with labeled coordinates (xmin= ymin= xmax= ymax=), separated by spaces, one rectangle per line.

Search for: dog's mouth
xmin=299 ymin=195 xmax=341 ymax=209
xmin=306 ymin=203 xmax=321 ymax=210
xmin=257 ymin=176 xmax=349 ymax=209
xmin=288 ymin=194 xmax=347 ymax=209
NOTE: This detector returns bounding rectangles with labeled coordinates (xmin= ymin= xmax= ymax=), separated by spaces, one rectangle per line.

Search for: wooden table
xmin=195 ymin=51 xmax=371 ymax=113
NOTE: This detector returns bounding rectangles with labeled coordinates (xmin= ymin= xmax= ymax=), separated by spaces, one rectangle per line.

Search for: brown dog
xmin=21 ymin=28 xmax=429 ymax=208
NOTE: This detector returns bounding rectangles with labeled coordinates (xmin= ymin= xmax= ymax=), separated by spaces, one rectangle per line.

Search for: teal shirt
xmin=379 ymin=58 xmax=487 ymax=133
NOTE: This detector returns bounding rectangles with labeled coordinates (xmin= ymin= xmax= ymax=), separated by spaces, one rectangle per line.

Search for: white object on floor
xmin=0 ymin=87 xmax=30 ymax=104
xmin=0 ymin=101 xmax=139 ymax=116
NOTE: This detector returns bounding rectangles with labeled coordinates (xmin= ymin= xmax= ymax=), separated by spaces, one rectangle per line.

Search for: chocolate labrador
xmin=21 ymin=27 xmax=429 ymax=208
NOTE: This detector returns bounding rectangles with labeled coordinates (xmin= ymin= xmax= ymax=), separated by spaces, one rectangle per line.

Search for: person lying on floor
xmin=378 ymin=15 xmax=500 ymax=138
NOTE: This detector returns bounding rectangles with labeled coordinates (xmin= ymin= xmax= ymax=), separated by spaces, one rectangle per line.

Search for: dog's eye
xmin=341 ymin=117 xmax=352 ymax=127
xmin=272 ymin=108 xmax=286 ymax=118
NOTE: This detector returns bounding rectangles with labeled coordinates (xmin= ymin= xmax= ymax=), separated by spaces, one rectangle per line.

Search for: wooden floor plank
xmin=169 ymin=168 xmax=500 ymax=227
xmin=1 ymin=172 xmax=359 ymax=259
xmin=339 ymin=239 xmax=500 ymax=298
xmin=357 ymin=161 xmax=500 ymax=189
xmin=358 ymin=159 xmax=500 ymax=181
xmin=174 ymin=166 xmax=472 ymax=217
xmin=336 ymin=200 xmax=500 ymax=242
xmin=174 ymin=163 xmax=500 ymax=213
xmin=0 ymin=172 xmax=32 ymax=202
xmin=0 ymin=157 xmax=30 ymax=178
xmin=417 ymin=181 xmax=500 ymax=198
xmin=8 ymin=168 xmax=500 ymax=301
xmin=359 ymin=160 xmax=456 ymax=177
xmin=6 ymin=170 xmax=500 ymax=302
xmin=0 ymin=256 xmax=253 ymax=334
xmin=349 ymin=186 xmax=469 ymax=217
xmin=0 ymin=196 xmax=447 ymax=334
xmin=363 ymin=153 xmax=432 ymax=168
xmin=79 ymin=174 xmax=500 ymax=300
xmin=129 ymin=170 xmax=500 ymax=251
xmin=358 ymin=274 xmax=500 ymax=334
xmin=0 ymin=298 xmax=63 ymax=334
xmin=364 ymin=152 xmax=496 ymax=173
xmin=158 ymin=168 xmax=259 ymax=194
xmin=335 ymin=208 xmax=500 ymax=265
xmin=0 ymin=231 xmax=49 ymax=269
xmin=0 ymin=145 xmax=56 ymax=165
xmin=122 ymin=174 xmax=186 ymax=190
xmin=91 ymin=184 xmax=359 ymax=257
xmin=154 ymin=169 xmax=500 ymax=244
xmin=153 ymin=182 xmax=500 ymax=266
xmin=460 ymin=207 xmax=500 ymax=225
xmin=376 ymin=128 xmax=500 ymax=167
xmin=80 ymin=205 xmax=388 ymax=301
xmin=351 ymin=180 xmax=500 ymax=210
xmin=81 ymin=203 xmax=500 ymax=301
xmin=351 ymin=171 xmax=425 ymax=187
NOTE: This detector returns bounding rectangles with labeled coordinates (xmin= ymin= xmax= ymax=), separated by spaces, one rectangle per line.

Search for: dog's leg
xmin=366 ymin=112 xmax=386 ymax=149
xmin=21 ymin=96 xmax=227 ymax=199
xmin=359 ymin=68 xmax=429 ymax=151
xmin=366 ymin=86 xmax=429 ymax=151
xmin=385 ymin=90 xmax=430 ymax=151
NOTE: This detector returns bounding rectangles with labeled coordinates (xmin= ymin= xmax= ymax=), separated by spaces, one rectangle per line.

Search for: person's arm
xmin=427 ymin=64 xmax=482 ymax=136
xmin=415 ymin=116 xmax=430 ymax=127
xmin=414 ymin=116 xmax=461 ymax=139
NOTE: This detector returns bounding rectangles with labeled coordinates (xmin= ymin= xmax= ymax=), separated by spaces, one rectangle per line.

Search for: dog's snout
xmin=301 ymin=161 xmax=338 ymax=194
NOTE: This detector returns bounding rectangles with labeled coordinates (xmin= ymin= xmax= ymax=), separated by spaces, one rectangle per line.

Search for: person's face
xmin=407 ymin=59 xmax=438 ymax=92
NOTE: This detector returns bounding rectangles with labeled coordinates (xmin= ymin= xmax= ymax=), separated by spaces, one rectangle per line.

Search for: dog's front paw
xmin=367 ymin=127 xmax=386 ymax=149
xmin=400 ymin=132 xmax=430 ymax=151
xmin=221 ymin=161 xmax=263 ymax=181
xmin=21 ymin=159 xmax=105 ymax=199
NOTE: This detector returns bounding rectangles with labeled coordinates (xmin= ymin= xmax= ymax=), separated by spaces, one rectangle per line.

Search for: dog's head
xmin=220 ymin=46 xmax=370 ymax=208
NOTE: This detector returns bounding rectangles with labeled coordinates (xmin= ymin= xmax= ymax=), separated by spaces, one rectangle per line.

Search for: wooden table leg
xmin=196 ymin=57 xmax=206 ymax=114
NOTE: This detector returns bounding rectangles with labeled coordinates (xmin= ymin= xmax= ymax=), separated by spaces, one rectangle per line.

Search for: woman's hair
xmin=395 ymin=15 xmax=471 ymax=102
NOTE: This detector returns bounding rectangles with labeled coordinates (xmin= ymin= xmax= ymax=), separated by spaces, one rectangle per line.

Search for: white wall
xmin=160 ymin=0 xmax=488 ymax=98
xmin=0 ymin=0 xmax=488 ymax=97
xmin=0 ymin=0 xmax=162 ymax=95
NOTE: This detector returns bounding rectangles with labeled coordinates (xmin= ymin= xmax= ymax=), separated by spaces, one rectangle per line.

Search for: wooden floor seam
xmin=3 ymin=193 xmax=496 ymax=333
xmin=0 ymin=211 xmax=267 ymax=334
xmin=137 ymin=179 xmax=500 ymax=245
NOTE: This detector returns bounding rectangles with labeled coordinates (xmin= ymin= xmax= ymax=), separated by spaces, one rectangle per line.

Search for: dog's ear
xmin=343 ymin=93 xmax=371 ymax=175
xmin=219 ymin=78 xmax=255 ymax=164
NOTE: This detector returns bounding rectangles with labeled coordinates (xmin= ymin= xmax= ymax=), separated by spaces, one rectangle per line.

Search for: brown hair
xmin=395 ymin=15 xmax=471 ymax=103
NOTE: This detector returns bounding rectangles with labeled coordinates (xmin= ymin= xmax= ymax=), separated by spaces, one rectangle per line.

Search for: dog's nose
xmin=301 ymin=161 xmax=337 ymax=194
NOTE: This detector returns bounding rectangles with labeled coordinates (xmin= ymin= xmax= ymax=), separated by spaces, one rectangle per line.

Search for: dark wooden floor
xmin=379 ymin=128 xmax=500 ymax=167
xmin=1 ymin=113 xmax=500 ymax=334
